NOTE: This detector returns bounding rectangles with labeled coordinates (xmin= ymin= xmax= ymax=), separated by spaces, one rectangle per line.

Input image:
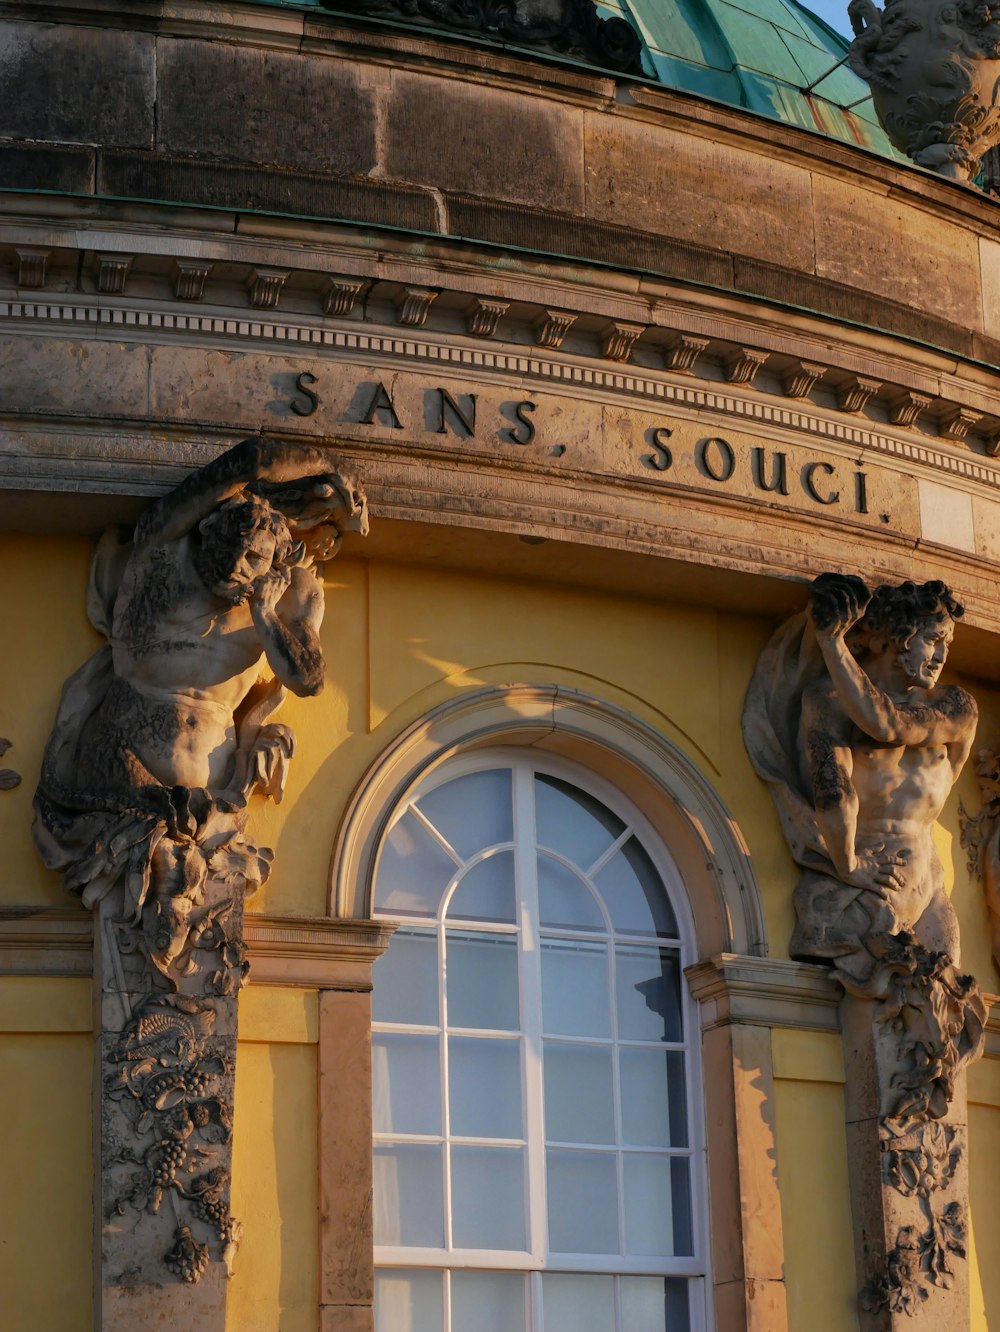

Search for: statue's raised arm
xmin=133 ymin=437 xmax=363 ymax=552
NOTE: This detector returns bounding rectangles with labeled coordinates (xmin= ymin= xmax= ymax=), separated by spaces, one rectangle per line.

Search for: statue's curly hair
xmin=850 ymin=580 xmax=964 ymax=654
xmin=195 ymin=493 xmax=294 ymax=590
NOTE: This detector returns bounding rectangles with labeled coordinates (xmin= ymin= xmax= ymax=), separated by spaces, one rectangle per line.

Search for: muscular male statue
xmin=34 ymin=437 xmax=367 ymax=921
xmin=744 ymin=573 xmax=985 ymax=1120
xmin=793 ymin=574 xmax=976 ymax=978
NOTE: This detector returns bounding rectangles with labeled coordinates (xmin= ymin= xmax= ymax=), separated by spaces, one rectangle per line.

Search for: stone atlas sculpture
xmin=847 ymin=0 xmax=1000 ymax=184
xmin=744 ymin=573 xmax=987 ymax=1324
xmin=33 ymin=438 xmax=367 ymax=1304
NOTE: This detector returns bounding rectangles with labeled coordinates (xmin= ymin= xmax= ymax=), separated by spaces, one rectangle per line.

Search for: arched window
xmin=370 ymin=751 xmax=709 ymax=1332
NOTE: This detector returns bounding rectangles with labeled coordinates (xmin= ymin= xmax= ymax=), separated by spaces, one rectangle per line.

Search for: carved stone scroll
xmin=33 ymin=439 xmax=368 ymax=1327
xmin=743 ymin=573 xmax=987 ymax=1327
xmin=848 ymin=0 xmax=1000 ymax=185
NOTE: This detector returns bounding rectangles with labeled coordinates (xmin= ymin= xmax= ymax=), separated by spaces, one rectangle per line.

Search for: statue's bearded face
xmin=210 ymin=527 xmax=277 ymax=603
xmin=896 ymin=618 xmax=954 ymax=689
xmin=196 ymin=497 xmax=290 ymax=603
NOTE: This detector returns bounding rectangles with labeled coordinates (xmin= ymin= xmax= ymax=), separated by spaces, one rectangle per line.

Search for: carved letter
xmin=803 ymin=460 xmax=840 ymax=505
xmin=434 ymin=388 xmax=477 ymax=437
xmin=360 ymin=381 xmax=402 ymax=429
xmin=501 ymin=400 xmax=537 ymax=447
xmin=751 ymin=447 xmax=789 ymax=495
xmin=646 ymin=427 xmax=673 ymax=472
xmin=697 ymin=436 xmax=736 ymax=482
xmin=855 ymin=470 xmax=869 ymax=515
xmin=290 ymin=370 xmax=319 ymax=417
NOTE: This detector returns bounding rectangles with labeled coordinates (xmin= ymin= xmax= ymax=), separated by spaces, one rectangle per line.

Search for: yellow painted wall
xmin=7 ymin=544 xmax=1000 ymax=1330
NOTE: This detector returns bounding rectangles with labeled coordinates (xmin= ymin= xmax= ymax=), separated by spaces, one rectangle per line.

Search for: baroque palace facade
xmin=5 ymin=2 xmax=1000 ymax=1330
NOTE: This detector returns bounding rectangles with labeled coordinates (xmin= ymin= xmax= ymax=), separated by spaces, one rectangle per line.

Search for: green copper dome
xmin=601 ymin=0 xmax=897 ymax=154
xmin=312 ymin=0 xmax=899 ymax=159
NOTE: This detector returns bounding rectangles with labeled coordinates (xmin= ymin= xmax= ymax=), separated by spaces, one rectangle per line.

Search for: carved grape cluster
xmin=164 ymin=1225 xmax=210 ymax=1284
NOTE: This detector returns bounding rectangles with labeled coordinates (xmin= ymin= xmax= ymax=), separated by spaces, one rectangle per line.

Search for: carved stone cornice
xmin=323 ymin=277 xmax=368 ymax=318
xmin=15 ymin=248 xmax=50 ymax=289
xmin=600 ymin=320 xmax=645 ymax=362
xmin=95 ymin=253 xmax=133 ymax=295
xmin=663 ymin=334 xmax=709 ymax=375
xmin=0 ymin=909 xmax=394 ymax=989
xmin=685 ymin=954 xmax=842 ymax=1032
xmin=395 ymin=285 xmax=438 ymax=328
xmin=246 ymin=267 xmax=289 ymax=310
xmin=466 ymin=296 xmax=509 ymax=338
xmin=782 ymin=360 xmax=826 ymax=400
xmin=173 ymin=260 xmax=213 ymax=303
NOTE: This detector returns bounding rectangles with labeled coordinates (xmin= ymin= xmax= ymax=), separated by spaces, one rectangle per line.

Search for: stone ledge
xmin=0 ymin=908 xmax=395 ymax=988
xmin=686 ymin=953 xmax=843 ymax=1032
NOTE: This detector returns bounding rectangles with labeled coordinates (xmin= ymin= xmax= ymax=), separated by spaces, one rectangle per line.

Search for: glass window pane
xmin=373 ymin=1144 xmax=444 ymax=1247
xmin=416 ymin=768 xmax=513 ymax=862
xmin=373 ymin=1033 xmax=441 ymax=1136
xmin=447 ymin=850 xmax=516 ymax=925
xmin=451 ymin=1146 xmax=526 ymax=1250
xmin=620 ymin=1276 xmax=691 ymax=1332
xmin=446 ymin=931 xmax=519 ymax=1031
xmin=546 ymin=1150 xmax=619 ymax=1253
xmin=616 ymin=946 xmax=683 ymax=1043
xmin=535 ymin=773 xmax=625 ymax=871
xmin=449 ymin=1036 xmax=522 ymax=1140
xmin=542 ymin=1273 xmax=616 ymax=1332
xmin=376 ymin=809 xmax=457 ymax=918
xmin=451 ymin=1271 xmax=525 ymax=1332
xmin=544 ymin=1041 xmax=615 ymax=1144
xmin=372 ymin=928 xmax=438 ymax=1026
xmin=594 ymin=837 xmax=678 ymax=937
xmin=541 ymin=938 xmax=610 ymax=1038
xmin=620 ymin=1049 xmax=688 ymax=1148
xmin=622 ymin=1155 xmax=693 ymax=1257
xmin=374 ymin=1269 xmax=443 ymax=1332
xmin=538 ymin=853 xmax=605 ymax=931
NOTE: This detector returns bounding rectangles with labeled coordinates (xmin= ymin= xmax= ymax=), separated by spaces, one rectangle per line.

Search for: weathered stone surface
xmin=32 ymin=441 xmax=368 ymax=1326
xmin=156 ymin=42 xmax=381 ymax=175
xmin=584 ymin=117 xmax=815 ymax=269
xmin=386 ymin=70 xmax=585 ymax=212
xmin=744 ymin=573 xmax=987 ymax=1325
xmin=813 ymin=175 xmax=983 ymax=331
xmin=0 ymin=337 xmax=149 ymax=418
xmin=0 ymin=23 xmax=154 ymax=147
xmin=0 ymin=141 xmax=95 ymax=194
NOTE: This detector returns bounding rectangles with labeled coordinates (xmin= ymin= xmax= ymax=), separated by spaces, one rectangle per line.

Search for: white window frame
xmin=371 ymin=748 xmax=713 ymax=1332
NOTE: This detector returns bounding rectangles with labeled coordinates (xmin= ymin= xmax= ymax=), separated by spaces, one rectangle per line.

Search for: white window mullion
xmin=513 ymin=760 xmax=547 ymax=1269
xmin=439 ymin=917 xmax=454 ymax=1252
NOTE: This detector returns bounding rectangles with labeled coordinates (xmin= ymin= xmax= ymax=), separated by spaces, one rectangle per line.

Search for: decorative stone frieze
xmin=14 ymin=248 xmax=50 ymax=289
xmin=889 ymin=389 xmax=933 ymax=429
xmin=322 ymin=277 xmax=368 ymax=318
xmin=173 ymin=261 xmax=213 ymax=303
xmin=663 ymin=333 xmax=710 ymax=375
xmin=337 ymin=0 xmax=644 ymax=74
xmin=744 ymin=573 xmax=987 ymax=1326
xmin=246 ymin=268 xmax=289 ymax=310
xmin=95 ymin=254 xmax=134 ymax=295
xmin=848 ymin=0 xmax=1000 ymax=184
xmin=781 ymin=359 xmax=826 ymax=399
xmin=723 ymin=346 xmax=769 ymax=386
xmin=465 ymin=297 xmax=509 ymax=338
xmin=533 ymin=308 xmax=577 ymax=348
xmin=394 ymin=285 xmax=438 ymax=328
xmin=600 ymin=320 xmax=645 ymax=362
xmin=32 ymin=439 xmax=368 ymax=1324
xmin=837 ymin=374 xmax=882 ymax=414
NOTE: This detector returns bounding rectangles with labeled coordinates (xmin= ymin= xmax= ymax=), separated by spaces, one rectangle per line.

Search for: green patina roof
xmin=600 ymin=0 xmax=898 ymax=156
xmin=301 ymin=0 xmax=901 ymax=160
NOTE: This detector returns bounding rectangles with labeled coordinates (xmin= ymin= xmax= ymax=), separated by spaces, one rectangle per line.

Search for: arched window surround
xmin=327 ymin=685 xmax=788 ymax=1332
xmin=330 ymin=683 xmax=767 ymax=963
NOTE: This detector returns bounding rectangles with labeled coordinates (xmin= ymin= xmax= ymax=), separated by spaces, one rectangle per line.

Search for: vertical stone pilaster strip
xmin=698 ymin=1014 xmax=789 ymax=1332
xmin=319 ymin=987 xmax=376 ymax=1332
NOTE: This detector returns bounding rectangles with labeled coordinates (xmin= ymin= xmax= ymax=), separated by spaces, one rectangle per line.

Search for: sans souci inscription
xmin=284 ymin=375 xmax=877 ymax=517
